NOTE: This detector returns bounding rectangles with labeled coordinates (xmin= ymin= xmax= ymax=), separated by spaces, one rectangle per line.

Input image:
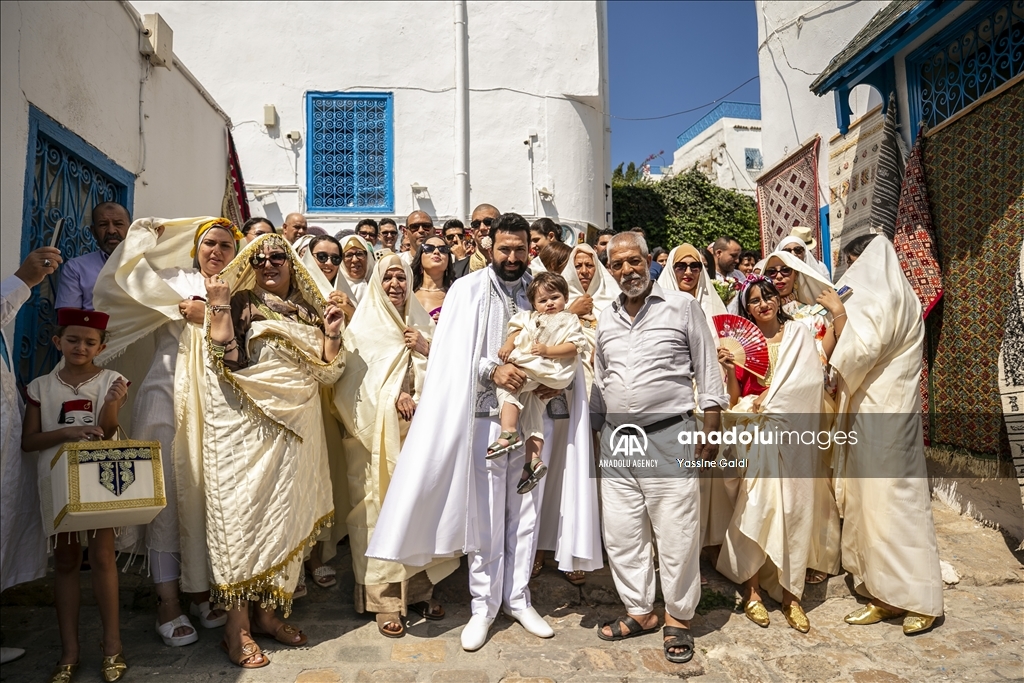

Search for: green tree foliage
xmin=612 ymin=165 xmax=761 ymax=253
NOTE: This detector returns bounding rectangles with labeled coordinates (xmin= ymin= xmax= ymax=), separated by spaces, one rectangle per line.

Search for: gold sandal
xmin=47 ymin=663 xmax=79 ymax=683
xmin=100 ymin=651 xmax=127 ymax=683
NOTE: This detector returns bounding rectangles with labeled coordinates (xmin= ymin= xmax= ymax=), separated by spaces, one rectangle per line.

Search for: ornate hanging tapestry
xmin=999 ymin=244 xmax=1024 ymax=544
xmin=826 ymin=105 xmax=884 ymax=280
xmin=756 ymin=136 xmax=821 ymax=259
xmin=923 ymin=83 xmax=1024 ymax=457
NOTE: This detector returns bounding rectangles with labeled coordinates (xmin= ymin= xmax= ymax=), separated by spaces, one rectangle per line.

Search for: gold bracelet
xmin=325 ymin=333 xmax=342 ymax=340
xmin=207 ymin=304 xmax=231 ymax=314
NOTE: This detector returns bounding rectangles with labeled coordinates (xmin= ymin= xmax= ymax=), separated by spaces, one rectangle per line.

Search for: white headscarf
xmin=339 ymin=234 xmax=375 ymax=303
xmin=755 ymin=250 xmax=833 ymax=308
xmin=657 ymin=243 xmax=728 ymax=323
xmin=775 ymin=236 xmax=832 ymax=281
xmin=560 ymin=243 xmax=618 ymax=318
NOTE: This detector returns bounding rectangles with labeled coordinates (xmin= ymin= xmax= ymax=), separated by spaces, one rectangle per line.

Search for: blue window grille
xmin=307 ymin=92 xmax=393 ymax=212
xmin=907 ymin=0 xmax=1023 ymax=138
xmin=744 ymin=148 xmax=764 ymax=172
xmin=15 ymin=106 xmax=134 ymax=387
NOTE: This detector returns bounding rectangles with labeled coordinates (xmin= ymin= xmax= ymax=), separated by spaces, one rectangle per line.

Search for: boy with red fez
xmin=22 ymin=308 xmax=131 ymax=683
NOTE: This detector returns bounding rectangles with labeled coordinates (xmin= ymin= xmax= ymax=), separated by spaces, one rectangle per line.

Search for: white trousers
xmin=468 ymin=415 xmax=553 ymax=619
xmin=599 ymin=425 xmax=701 ymax=620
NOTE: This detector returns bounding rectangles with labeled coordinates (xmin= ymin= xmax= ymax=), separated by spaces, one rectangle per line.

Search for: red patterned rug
xmin=756 ymin=137 xmax=821 ymax=259
xmin=923 ymin=83 xmax=1023 ymax=457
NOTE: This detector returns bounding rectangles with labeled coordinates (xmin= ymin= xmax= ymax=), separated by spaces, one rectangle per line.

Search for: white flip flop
xmin=156 ymin=614 xmax=199 ymax=647
xmin=190 ymin=600 xmax=228 ymax=629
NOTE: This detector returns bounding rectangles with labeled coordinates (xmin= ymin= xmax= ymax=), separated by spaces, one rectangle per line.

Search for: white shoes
xmin=503 ymin=606 xmax=554 ymax=638
xmin=0 ymin=647 xmax=25 ymax=664
xmin=156 ymin=614 xmax=199 ymax=647
xmin=460 ymin=614 xmax=495 ymax=651
xmin=189 ymin=601 xmax=228 ymax=629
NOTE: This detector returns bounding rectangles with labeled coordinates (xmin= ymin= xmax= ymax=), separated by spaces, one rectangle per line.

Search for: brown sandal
xmin=531 ymin=558 xmax=544 ymax=579
xmin=376 ymin=612 xmax=405 ymax=638
xmin=806 ymin=569 xmax=828 ymax=585
xmin=252 ymin=622 xmax=307 ymax=647
xmin=220 ymin=634 xmax=269 ymax=669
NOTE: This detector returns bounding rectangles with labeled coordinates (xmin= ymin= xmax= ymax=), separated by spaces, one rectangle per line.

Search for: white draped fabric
xmin=775 ymin=236 xmax=832 ymax=281
xmin=1 ymin=277 xmax=46 ymax=591
xmin=831 ymin=237 xmax=943 ymax=617
xmin=716 ymin=322 xmax=841 ymax=601
xmin=203 ymin=235 xmax=344 ymax=616
xmin=367 ymin=268 xmax=601 ymax=573
xmin=334 ymin=255 xmax=458 ymax=589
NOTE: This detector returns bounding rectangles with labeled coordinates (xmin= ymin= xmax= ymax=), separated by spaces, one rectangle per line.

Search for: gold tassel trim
xmin=210 ymin=511 xmax=334 ymax=618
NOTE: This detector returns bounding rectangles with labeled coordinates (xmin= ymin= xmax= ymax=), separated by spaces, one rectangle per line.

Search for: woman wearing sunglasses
xmin=303 ymin=235 xmax=356 ymax=324
xmin=339 ymin=235 xmax=374 ymax=304
xmin=335 ymin=254 xmax=458 ymax=638
xmin=411 ymin=236 xmax=455 ymax=322
xmin=714 ymin=276 xmax=840 ymax=634
xmin=200 ymin=234 xmax=346 ymax=669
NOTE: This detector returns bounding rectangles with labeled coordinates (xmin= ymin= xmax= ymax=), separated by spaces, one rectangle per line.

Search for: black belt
xmin=617 ymin=412 xmax=692 ymax=436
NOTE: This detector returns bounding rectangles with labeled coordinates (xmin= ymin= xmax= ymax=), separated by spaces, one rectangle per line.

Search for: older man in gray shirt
xmin=591 ymin=232 xmax=727 ymax=665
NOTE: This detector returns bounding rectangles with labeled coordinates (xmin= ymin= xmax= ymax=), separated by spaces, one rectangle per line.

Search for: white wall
xmin=671 ymin=117 xmax=762 ymax=196
xmin=755 ymin=0 xmax=888 ymax=201
xmin=131 ymin=0 xmax=609 ymax=231
xmin=0 ymin=0 xmax=228 ymax=279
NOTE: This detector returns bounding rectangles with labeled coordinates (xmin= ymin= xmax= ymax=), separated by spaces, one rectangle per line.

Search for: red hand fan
xmin=712 ymin=314 xmax=769 ymax=378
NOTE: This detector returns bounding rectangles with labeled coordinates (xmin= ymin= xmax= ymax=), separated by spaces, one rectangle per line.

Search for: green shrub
xmin=612 ymin=165 xmax=761 ymax=252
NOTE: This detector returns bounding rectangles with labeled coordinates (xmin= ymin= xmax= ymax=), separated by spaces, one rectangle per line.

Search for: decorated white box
xmin=50 ymin=438 xmax=166 ymax=534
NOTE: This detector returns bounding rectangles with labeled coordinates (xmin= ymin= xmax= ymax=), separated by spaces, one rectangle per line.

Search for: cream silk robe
xmin=716 ymin=322 xmax=841 ymax=601
xmin=94 ymin=216 xmax=222 ymax=589
xmin=831 ymin=237 xmax=943 ymax=617
xmin=334 ymin=255 xmax=458 ymax=606
xmin=202 ymin=234 xmax=344 ymax=616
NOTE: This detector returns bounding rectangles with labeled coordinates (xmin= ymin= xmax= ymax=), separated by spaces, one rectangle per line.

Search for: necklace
xmin=418 ymin=286 xmax=446 ymax=293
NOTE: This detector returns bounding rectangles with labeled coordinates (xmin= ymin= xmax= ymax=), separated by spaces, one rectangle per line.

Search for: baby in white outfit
xmin=489 ymin=272 xmax=587 ymax=494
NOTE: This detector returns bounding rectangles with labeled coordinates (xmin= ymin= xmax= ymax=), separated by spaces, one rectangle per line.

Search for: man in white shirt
xmin=401 ymin=211 xmax=433 ymax=265
xmin=710 ymin=236 xmax=744 ymax=281
xmin=1 ymin=246 xmax=61 ymax=664
xmin=592 ymin=232 xmax=727 ymax=665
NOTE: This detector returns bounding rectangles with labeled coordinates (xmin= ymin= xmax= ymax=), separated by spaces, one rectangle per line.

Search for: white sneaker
xmin=460 ymin=614 xmax=495 ymax=651
xmin=503 ymin=606 xmax=554 ymax=638
xmin=0 ymin=647 xmax=25 ymax=664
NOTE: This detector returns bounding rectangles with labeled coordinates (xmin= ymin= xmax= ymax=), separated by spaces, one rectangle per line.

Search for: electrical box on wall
xmin=141 ymin=14 xmax=173 ymax=68
xmin=263 ymin=105 xmax=278 ymax=128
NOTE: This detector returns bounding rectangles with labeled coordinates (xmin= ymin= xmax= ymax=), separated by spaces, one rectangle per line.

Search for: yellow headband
xmin=192 ymin=218 xmax=244 ymax=257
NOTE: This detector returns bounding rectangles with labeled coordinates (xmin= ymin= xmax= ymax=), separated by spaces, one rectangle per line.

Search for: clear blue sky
xmin=608 ymin=0 xmax=759 ymax=170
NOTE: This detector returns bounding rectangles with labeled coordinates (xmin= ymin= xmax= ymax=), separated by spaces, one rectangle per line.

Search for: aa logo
xmin=609 ymin=424 xmax=648 ymax=457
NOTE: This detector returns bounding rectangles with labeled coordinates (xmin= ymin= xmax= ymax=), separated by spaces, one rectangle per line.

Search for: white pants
xmin=468 ymin=415 xmax=553 ymax=618
xmin=599 ymin=424 xmax=701 ymax=620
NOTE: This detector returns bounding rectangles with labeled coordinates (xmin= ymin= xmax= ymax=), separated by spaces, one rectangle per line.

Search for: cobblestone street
xmin=2 ymin=499 xmax=1021 ymax=683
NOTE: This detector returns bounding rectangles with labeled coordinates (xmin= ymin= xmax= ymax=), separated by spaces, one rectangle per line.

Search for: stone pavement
xmin=2 ymin=498 xmax=1022 ymax=682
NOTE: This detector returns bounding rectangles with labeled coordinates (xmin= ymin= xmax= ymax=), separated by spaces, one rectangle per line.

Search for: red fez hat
xmin=56 ymin=308 xmax=110 ymax=331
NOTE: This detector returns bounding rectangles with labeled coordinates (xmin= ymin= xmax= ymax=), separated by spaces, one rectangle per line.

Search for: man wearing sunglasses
xmin=443 ymin=219 xmax=472 ymax=279
xmin=402 ymin=211 xmax=434 ymax=265
xmin=355 ymin=218 xmax=380 ymax=249
xmin=378 ymin=218 xmax=399 ymax=252
xmin=468 ymin=203 xmax=500 ymax=272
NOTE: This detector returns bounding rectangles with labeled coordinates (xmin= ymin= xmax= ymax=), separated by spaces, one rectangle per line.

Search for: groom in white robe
xmin=367 ymin=212 xmax=600 ymax=651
